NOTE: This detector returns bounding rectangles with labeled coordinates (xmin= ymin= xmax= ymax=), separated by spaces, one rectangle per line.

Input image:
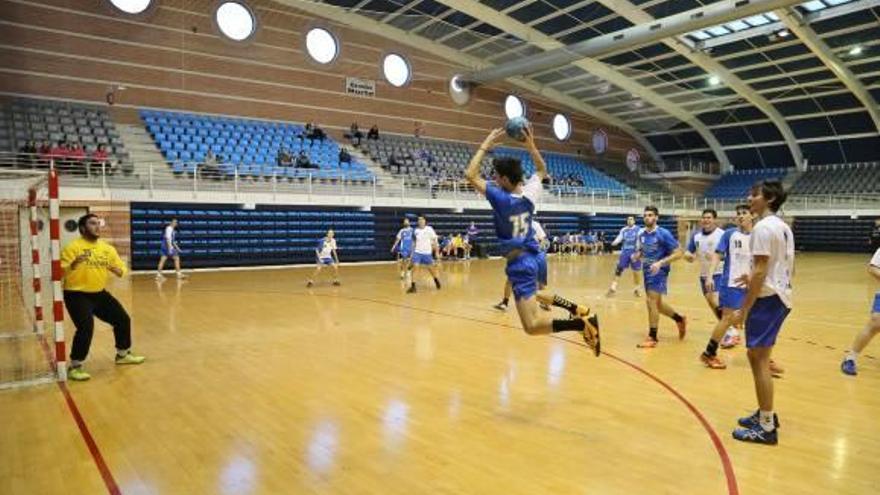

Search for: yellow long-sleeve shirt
xmin=60 ymin=237 xmax=126 ymax=292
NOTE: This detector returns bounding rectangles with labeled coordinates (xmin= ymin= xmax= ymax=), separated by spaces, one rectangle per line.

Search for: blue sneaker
xmin=732 ymin=424 xmax=778 ymax=445
xmin=841 ymin=359 xmax=857 ymax=376
xmin=737 ymin=410 xmax=780 ymax=429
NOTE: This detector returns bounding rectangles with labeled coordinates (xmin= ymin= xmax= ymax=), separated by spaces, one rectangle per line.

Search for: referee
xmin=61 ymin=214 xmax=145 ymax=381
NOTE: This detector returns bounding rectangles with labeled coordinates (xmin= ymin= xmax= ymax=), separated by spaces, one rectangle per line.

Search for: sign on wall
xmin=345 ymin=77 xmax=376 ymax=98
xmin=626 ymin=148 xmax=640 ymax=172
xmin=592 ymin=128 xmax=608 ymax=155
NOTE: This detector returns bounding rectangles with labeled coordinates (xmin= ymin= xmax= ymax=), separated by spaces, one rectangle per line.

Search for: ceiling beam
xmin=279 ymin=0 xmax=663 ymax=162
xmin=593 ymin=0 xmax=803 ymax=169
xmin=776 ymin=7 xmax=880 ymax=135
xmin=437 ymin=0 xmax=732 ymax=170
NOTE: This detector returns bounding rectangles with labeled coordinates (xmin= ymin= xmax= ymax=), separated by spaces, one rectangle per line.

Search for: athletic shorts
xmin=616 ymin=250 xmax=641 ymax=274
xmin=398 ymin=247 xmax=413 ymax=259
xmin=643 ymin=271 xmax=669 ymax=295
xmin=160 ymin=245 xmax=178 ymax=257
xmin=745 ymin=295 xmax=791 ymax=348
xmin=506 ymin=251 xmax=540 ymax=301
xmin=537 ymin=251 xmax=547 ymax=287
xmin=719 ymin=286 xmax=746 ymax=310
xmin=319 ymin=257 xmax=334 ymax=265
xmin=412 ymin=253 xmax=434 ymax=265
xmin=700 ymin=274 xmax=723 ymax=295
xmin=872 ymin=292 xmax=880 ymax=313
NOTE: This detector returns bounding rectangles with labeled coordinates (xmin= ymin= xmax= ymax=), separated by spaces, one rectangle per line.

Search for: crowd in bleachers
xmin=141 ymin=110 xmax=374 ymax=183
xmin=2 ymin=98 xmax=127 ymax=174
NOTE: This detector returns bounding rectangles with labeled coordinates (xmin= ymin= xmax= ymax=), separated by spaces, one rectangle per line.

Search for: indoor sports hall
xmin=1 ymin=0 xmax=879 ymax=494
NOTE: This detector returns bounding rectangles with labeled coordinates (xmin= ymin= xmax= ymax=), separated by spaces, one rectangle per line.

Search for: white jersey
xmin=413 ymin=226 xmax=437 ymax=255
xmin=726 ymin=230 xmax=751 ymax=289
xmin=689 ymin=227 xmax=724 ymax=277
xmin=871 ymin=248 xmax=880 ymax=268
xmin=750 ymin=215 xmax=795 ymax=307
xmin=531 ymin=220 xmax=546 ymax=243
xmin=317 ymin=238 xmax=337 ymax=259
xmin=164 ymin=225 xmax=175 ymax=245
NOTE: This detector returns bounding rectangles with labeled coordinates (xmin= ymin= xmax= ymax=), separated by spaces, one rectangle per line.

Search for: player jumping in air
xmin=465 ymin=126 xmax=600 ymax=355
xmin=606 ymin=215 xmax=642 ymax=297
xmin=494 ymin=219 xmax=550 ymax=312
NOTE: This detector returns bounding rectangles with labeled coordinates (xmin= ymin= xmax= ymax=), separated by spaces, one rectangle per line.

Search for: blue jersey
xmin=716 ymin=227 xmax=751 ymax=289
xmin=396 ymin=227 xmax=414 ymax=251
xmin=485 ymin=175 xmax=542 ymax=256
xmin=615 ymin=225 xmax=639 ymax=251
xmin=637 ymin=226 xmax=679 ymax=275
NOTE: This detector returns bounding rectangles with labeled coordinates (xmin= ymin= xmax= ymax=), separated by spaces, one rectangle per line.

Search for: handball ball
xmin=505 ymin=116 xmax=530 ymax=142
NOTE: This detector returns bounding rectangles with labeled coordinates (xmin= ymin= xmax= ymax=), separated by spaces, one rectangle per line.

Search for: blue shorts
xmin=873 ymin=293 xmax=880 ymax=313
xmin=719 ymin=286 xmax=746 ymax=310
xmin=160 ymin=246 xmax=178 ymax=257
xmin=745 ymin=295 xmax=791 ymax=348
xmin=412 ymin=253 xmax=433 ymax=265
xmin=506 ymin=252 xmax=540 ymax=301
xmin=643 ymin=271 xmax=668 ymax=295
xmin=537 ymin=251 xmax=547 ymax=286
xmin=616 ymin=250 xmax=641 ymax=274
xmin=398 ymin=247 xmax=412 ymax=259
xmin=319 ymin=257 xmax=334 ymax=265
xmin=700 ymin=274 xmax=723 ymax=295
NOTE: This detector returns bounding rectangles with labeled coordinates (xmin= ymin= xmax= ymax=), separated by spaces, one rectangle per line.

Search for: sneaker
xmin=539 ymin=302 xmax=551 ymax=311
xmin=700 ymin=353 xmax=727 ymax=369
xmin=737 ymin=410 xmax=780 ymax=429
xmin=155 ymin=273 xmax=165 ymax=280
xmin=406 ymin=285 xmax=417 ymax=294
xmin=582 ymin=315 xmax=601 ymax=357
xmin=332 ymin=280 xmax=341 ymax=286
xmin=633 ymin=288 xmax=641 ymax=297
xmin=605 ymin=288 xmax=616 ymax=298
xmin=493 ymin=301 xmax=508 ymax=311
xmin=176 ymin=272 xmax=189 ymax=279
xmin=841 ymin=359 xmax=857 ymax=376
xmin=732 ymin=423 xmax=778 ymax=445
xmin=676 ymin=316 xmax=688 ymax=340
xmin=769 ymin=360 xmax=785 ymax=377
xmin=306 ymin=280 xmax=314 ymax=288
xmin=637 ymin=337 xmax=658 ymax=349
xmin=67 ymin=367 xmax=91 ymax=381
xmin=115 ymin=352 xmax=146 ymax=365
xmin=720 ymin=329 xmax=740 ymax=349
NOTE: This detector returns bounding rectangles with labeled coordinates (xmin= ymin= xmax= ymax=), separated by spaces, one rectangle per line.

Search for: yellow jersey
xmin=60 ymin=237 xmax=127 ymax=292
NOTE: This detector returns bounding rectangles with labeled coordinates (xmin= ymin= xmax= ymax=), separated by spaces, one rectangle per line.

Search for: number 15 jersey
xmin=485 ymin=174 xmax=542 ymax=256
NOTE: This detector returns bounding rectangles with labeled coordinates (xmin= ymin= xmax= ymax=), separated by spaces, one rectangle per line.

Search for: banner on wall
xmin=626 ymin=148 xmax=640 ymax=172
xmin=592 ymin=128 xmax=608 ymax=155
xmin=345 ymin=77 xmax=376 ymax=98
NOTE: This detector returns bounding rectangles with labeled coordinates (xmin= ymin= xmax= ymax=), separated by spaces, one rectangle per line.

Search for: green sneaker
xmin=115 ymin=352 xmax=146 ymax=365
xmin=68 ymin=367 xmax=91 ymax=381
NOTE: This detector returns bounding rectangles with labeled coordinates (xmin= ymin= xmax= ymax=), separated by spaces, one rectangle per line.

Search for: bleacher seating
xmin=140 ymin=110 xmax=374 ymax=183
xmin=364 ymin=135 xmax=631 ymax=194
xmin=793 ymin=216 xmax=874 ymax=253
xmin=589 ymin=161 xmax=671 ymax=195
xmin=130 ymin=204 xmax=376 ymax=269
xmin=704 ymin=168 xmax=789 ymax=200
xmin=790 ymin=162 xmax=880 ymax=195
xmin=2 ymin=98 xmax=129 ymax=164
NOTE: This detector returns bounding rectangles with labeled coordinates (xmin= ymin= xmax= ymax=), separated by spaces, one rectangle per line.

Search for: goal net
xmin=0 ymin=170 xmax=64 ymax=389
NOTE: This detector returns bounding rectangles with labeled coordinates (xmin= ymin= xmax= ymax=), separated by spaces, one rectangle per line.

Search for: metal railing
xmin=4 ymin=152 xmax=880 ymax=214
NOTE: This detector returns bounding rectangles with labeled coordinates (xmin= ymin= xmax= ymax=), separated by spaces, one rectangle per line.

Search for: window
xmin=215 ymin=2 xmax=256 ymax=42
xmin=107 ymin=0 xmax=152 ymax=14
xmin=306 ymin=28 xmax=339 ymax=65
xmin=504 ymin=95 xmax=525 ymax=119
xmin=552 ymin=114 xmax=571 ymax=141
xmin=382 ymin=54 xmax=411 ymax=87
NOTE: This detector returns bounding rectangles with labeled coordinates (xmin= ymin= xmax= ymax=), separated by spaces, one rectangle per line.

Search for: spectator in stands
xmin=871 ymin=219 xmax=880 ymax=250
xmin=367 ymin=124 xmax=379 ymax=141
xmin=277 ymin=148 xmax=292 ymax=168
xmin=348 ymin=122 xmax=363 ymax=147
xmin=68 ymin=143 xmax=86 ymax=174
xmin=467 ymin=222 xmax=480 ymax=258
xmin=38 ymin=140 xmax=52 ymax=166
xmin=199 ymin=149 xmax=220 ymax=180
xmin=18 ymin=140 xmax=37 ymax=167
xmin=296 ymin=150 xmax=318 ymax=169
xmin=389 ymin=152 xmax=403 ymax=171
xmin=338 ymin=147 xmax=352 ymax=164
xmin=418 ymin=149 xmax=434 ymax=166
xmin=306 ymin=122 xmax=326 ymax=142
xmin=49 ymin=140 xmax=67 ymax=168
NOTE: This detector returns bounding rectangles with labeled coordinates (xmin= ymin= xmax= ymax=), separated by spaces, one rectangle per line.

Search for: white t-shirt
xmin=164 ymin=225 xmax=175 ymax=245
xmin=750 ymin=215 xmax=795 ymax=307
xmin=531 ymin=220 xmax=546 ymax=243
xmin=726 ymin=230 xmax=751 ymax=288
xmin=689 ymin=227 xmax=724 ymax=277
xmin=317 ymin=238 xmax=337 ymax=259
xmin=519 ymin=174 xmax=542 ymax=207
xmin=413 ymin=226 xmax=437 ymax=255
xmin=870 ymin=248 xmax=880 ymax=268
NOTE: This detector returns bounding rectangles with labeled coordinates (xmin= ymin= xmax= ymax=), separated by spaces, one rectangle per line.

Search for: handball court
xmin=1 ymin=252 xmax=878 ymax=495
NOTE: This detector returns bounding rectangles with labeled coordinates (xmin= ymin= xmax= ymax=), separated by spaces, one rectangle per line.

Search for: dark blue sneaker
xmin=841 ymin=359 xmax=857 ymax=376
xmin=733 ymin=424 xmax=778 ymax=445
xmin=738 ymin=410 xmax=780 ymax=429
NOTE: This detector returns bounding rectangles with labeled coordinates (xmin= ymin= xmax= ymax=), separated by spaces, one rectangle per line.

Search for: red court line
xmin=37 ymin=335 xmax=122 ymax=495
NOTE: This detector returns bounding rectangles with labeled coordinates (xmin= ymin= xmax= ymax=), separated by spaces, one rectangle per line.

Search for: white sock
xmin=610 ymin=280 xmax=618 ymax=291
xmin=845 ymin=350 xmax=858 ymax=362
xmin=759 ymin=410 xmax=775 ymax=432
xmin=116 ymin=349 xmax=129 ymax=358
xmin=70 ymin=359 xmax=83 ymax=368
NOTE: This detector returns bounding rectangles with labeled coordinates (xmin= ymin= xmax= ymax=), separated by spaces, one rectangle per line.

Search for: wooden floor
xmin=2 ymin=252 xmax=879 ymax=494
